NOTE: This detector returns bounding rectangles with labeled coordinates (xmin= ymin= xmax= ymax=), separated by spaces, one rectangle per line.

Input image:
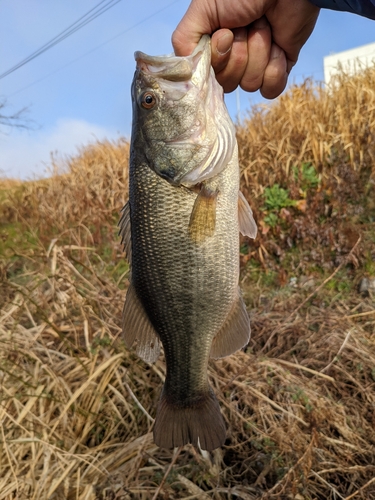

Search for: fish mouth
xmin=134 ymin=35 xmax=210 ymax=86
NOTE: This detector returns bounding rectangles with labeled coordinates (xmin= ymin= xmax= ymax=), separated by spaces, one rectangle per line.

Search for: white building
xmin=324 ymin=41 xmax=375 ymax=84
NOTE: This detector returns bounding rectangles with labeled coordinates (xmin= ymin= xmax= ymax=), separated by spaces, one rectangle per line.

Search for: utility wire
xmin=0 ymin=0 xmax=122 ymax=80
xmin=9 ymin=0 xmax=183 ymax=98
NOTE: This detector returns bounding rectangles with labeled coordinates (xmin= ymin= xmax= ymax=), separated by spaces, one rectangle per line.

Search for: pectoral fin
xmin=238 ymin=191 xmax=257 ymax=239
xmin=188 ymin=185 xmax=218 ymax=244
xmin=122 ymin=284 xmax=160 ymax=364
xmin=210 ymin=291 xmax=250 ymax=359
xmin=118 ymin=202 xmax=132 ymax=262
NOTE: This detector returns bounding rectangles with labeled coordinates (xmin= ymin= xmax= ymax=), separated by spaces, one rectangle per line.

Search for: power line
xmin=9 ymin=0 xmax=183 ymax=98
xmin=0 ymin=0 xmax=122 ymax=81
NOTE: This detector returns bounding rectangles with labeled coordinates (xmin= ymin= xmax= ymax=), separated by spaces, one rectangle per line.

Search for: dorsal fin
xmin=118 ymin=201 xmax=132 ymax=262
xmin=210 ymin=292 xmax=250 ymax=359
xmin=238 ymin=191 xmax=257 ymax=239
xmin=122 ymin=284 xmax=160 ymax=364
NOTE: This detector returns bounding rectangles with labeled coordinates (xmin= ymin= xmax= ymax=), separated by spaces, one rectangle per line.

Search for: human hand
xmin=172 ymin=0 xmax=320 ymax=98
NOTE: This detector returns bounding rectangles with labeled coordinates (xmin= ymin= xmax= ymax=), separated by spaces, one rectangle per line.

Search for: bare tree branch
xmin=0 ymin=98 xmax=33 ymax=132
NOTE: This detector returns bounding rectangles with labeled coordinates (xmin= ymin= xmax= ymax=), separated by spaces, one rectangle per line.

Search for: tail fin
xmin=153 ymin=389 xmax=226 ymax=451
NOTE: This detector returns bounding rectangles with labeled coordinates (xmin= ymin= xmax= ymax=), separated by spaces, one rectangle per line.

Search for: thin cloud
xmin=0 ymin=118 xmax=118 ymax=179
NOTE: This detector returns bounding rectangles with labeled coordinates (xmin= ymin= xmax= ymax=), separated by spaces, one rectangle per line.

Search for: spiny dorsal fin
xmin=188 ymin=185 xmax=218 ymax=244
xmin=122 ymin=284 xmax=160 ymax=364
xmin=118 ymin=201 xmax=132 ymax=262
xmin=238 ymin=191 xmax=257 ymax=239
xmin=210 ymin=292 xmax=250 ymax=359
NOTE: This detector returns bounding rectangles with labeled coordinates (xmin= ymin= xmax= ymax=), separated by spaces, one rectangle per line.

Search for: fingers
xmin=210 ymin=29 xmax=234 ymax=75
xmin=172 ymin=20 xmax=204 ymax=57
xmin=172 ymin=0 xmax=289 ymax=97
xmin=172 ymin=0 xmax=218 ymax=57
xmin=213 ymin=28 xmax=248 ymax=93
xmin=239 ymin=17 xmax=271 ymax=92
xmin=212 ymin=18 xmax=283 ymax=97
xmin=173 ymin=0 xmax=320 ymax=99
xmin=260 ymin=43 xmax=288 ymax=99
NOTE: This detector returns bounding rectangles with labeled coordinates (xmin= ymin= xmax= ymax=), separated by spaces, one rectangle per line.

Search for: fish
xmin=119 ymin=35 xmax=257 ymax=451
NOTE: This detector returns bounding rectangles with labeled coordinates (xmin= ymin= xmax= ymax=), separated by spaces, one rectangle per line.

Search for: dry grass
xmin=1 ymin=237 xmax=375 ymax=499
xmin=237 ymin=67 xmax=375 ymax=196
xmin=2 ymin=138 xmax=129 ymax=245
xmin=1 ymin=67 xmax=375 ymax=499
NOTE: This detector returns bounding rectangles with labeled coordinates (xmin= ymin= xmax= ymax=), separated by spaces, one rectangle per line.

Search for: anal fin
xmin=210 ymin=292 xmax=250 ymax=359
xmin=238 ymin=191 xmax=257 ymax=239
xmin=188 ymin=185 xmax=218 ymax=244
xmin=122 ymin=284 xmax=160 ymax=364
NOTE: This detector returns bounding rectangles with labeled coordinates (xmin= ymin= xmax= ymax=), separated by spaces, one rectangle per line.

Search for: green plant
xmin=293 ymin=162 xmax=320 ymax=191
xmin=261 ymin=184 xmax=295 ymax=228
xmin=263 ymin=212 xmax=279 ymax=228
xmin=263 ymin=184 xmax=295 ymax=211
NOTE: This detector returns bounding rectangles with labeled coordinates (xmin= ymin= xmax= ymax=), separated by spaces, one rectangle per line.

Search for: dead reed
xmin=2 ymin=138 xmax=129 ymax=245
xmin=237 ymin=66 xmax=375 ymax=196
xmin=1 ymin=236 xmax=375 ymax=499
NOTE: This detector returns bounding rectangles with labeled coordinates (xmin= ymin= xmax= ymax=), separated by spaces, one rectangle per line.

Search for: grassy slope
xmin=0 ymin=69 xmax=375 ymax=499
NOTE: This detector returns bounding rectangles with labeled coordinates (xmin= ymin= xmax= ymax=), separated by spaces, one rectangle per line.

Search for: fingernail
xmin=216 ymin=33 xmax=232 ymax=56
xmin=270 ymin=44 xmax=282 ymax=60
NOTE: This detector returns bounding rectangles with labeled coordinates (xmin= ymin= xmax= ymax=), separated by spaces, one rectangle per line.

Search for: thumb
xmin=172 ymin=0 xmax=218 ymax=56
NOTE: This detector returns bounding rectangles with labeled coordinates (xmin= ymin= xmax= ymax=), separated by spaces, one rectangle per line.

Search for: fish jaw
xmin=134 ymin=34 xmax=209 ymax=86
xmin=131 ymin=35 xmax=235 ymax=187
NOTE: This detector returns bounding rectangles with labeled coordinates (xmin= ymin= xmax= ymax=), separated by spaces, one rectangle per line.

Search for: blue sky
xmin=0 ymin=0 xmax=374 ymax=179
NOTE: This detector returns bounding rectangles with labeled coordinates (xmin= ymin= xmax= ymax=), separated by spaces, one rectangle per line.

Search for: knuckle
xmin=212 ymin=53 xmax=231 ymax=75
xmin=223 ymin=82 xmax=238 ymax=94
xmin=266 ymin=64 xmax=287 ymax=82
xmin=216 ymin=74 xmax=238 ymax=94
xmin=260 ymin=77 xmax=287 ymax=99
xmin=231 ymin=49 xmax=248 ymax=69
xmin=240 ymin=73 xmax=263 ymax=93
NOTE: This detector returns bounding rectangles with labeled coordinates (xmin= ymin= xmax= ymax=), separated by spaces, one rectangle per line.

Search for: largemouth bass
xmin=119 ymin=35 xmax=257 ymax=451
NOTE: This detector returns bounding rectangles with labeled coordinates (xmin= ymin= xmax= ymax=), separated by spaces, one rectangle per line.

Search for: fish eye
xmin=140 ymin=91 xmax=157 ymax=109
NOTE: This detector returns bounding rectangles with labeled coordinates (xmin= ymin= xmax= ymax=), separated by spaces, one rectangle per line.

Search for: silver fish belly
xmin=119 ymin=35 xmax=257 ymax=451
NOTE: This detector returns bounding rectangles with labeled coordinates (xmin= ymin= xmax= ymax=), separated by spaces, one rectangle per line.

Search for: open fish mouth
xmin=134 ymin=35 xmax=209 ymax=85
